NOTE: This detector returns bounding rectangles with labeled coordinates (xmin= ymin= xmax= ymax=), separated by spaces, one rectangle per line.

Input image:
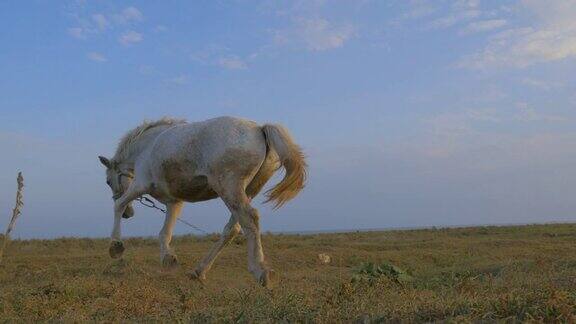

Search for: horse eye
xmin=106 ymin=180 xmax=111 ymax=185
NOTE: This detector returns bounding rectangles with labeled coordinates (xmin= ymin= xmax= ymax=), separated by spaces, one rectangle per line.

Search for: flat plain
xmin=1 ymin=223 xmax=575 ymax=322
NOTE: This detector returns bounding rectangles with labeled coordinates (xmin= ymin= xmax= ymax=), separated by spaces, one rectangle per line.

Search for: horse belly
xmin=171 ymin=175 xmax=218 ymax=202
xmin=161 ymin=160 xmax=218 ymax=202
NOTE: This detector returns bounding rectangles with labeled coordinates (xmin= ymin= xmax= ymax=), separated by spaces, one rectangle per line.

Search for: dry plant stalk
xmin=0 ymin=172 xmax=24 ymax=264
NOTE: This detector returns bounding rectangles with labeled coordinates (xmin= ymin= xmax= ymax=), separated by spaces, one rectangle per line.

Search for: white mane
xmin=114 ymin=117 xmax=186 ymax=162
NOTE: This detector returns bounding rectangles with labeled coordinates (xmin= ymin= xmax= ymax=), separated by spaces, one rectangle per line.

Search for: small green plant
xmin=352 ymin=261 xmax=414 ymax=284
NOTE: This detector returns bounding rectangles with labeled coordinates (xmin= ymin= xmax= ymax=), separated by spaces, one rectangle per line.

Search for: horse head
xmin=98 ymin=156 xmax=135 ymax=219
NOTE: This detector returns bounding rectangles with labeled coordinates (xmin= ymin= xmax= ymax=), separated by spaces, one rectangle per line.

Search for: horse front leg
xmin=109 ymin=184 xmax=146 ymax=259
xmin=159 ymin=201 xmax=183 ymax=269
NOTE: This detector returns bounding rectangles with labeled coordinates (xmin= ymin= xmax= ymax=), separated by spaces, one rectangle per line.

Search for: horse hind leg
xmin=235 ymin=200 xmax=274 ymax=287
xmin=189 ymin=163 xmax=263 ymax=282
xmin=215 ymin=180 xmax=274 ymax=287
xmin=190 ymin=215 xmax=241 ymax=281
xmin=245 ymin=150 xmax=278 ymax=199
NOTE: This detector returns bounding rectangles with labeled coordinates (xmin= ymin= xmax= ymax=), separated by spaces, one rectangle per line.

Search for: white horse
xmin=98 ymin=116 xmax=306 ymax=286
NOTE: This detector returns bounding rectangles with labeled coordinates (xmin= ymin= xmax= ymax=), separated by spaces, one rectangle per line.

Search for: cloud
xmin=91 ymin=14 xmax=110 ymax=31
xmin=429 ymin=10 xmax=480 ymax=29
xmin=273 ymin=17 xmax=354 ymax=51
xmin=165 ymin=75 xmax=188 ymax=85
xmin=123 ymin=7 xmax=143 ymax=21
xmin=190 ymin=46 xmax=248 ymax=70
xmin=514 ymin=102 xmax=568 ymax=122
xmin=67 ymin=27 xmax=86 ymax=39
xmin=67 ymin=6 xmax=144 ymax=40
xmin=86 ymin=52 xmax=107 ymax=62
xmin=138 ymin=65 xmax=154 ymax=75
xmin=520 ymin=78 xmax=564 ymax=91
xmin=421 ymin=105 xmax=569 ymax=160
xmin=153 ymin=25 xmax=168 ymax=33
xmin=427 ymin=0 xmax=481 ymax=29
xmin=459 ymin=0 xmax=576 ymax=68
xmin=461 ymin=19 xmax=507 ymax=34
xmin=395 ymin=0 xmax=484 ymax=32
xmin=424 ymin=104 xmax=568 ymax=152
xmin=402 ymin=0 xmax=438 ymax=20
xmin=112 ymin=6 xmax=144 ymax=24
xmin=425 ymin=108 xmax=500 ymax=137
xmin=261 ymin=1 xmax=355 ymax=52
xmin=118 ymin=31 xmax=143 ymax=46
xmin=217 ymin=56 xmax=247 ymax=70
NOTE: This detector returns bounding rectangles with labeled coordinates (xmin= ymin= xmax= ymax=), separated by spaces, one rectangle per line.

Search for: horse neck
xmin=114 ymin=125 xmax=171 ymax=168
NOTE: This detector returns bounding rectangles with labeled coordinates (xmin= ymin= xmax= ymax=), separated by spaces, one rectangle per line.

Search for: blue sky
xmin=1 ymin=0 xmax=575 ymax=238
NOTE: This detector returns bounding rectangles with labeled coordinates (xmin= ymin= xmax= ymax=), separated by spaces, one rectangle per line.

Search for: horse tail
xmin=261 ymin=124 xmax=307 ymax=209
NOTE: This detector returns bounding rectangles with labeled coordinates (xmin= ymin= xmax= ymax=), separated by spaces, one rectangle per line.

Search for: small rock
xmin=318 ymin=253 xmax=331 ymax=264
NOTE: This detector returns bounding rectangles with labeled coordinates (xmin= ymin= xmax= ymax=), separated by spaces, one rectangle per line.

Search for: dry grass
xmin=0 ymin=172 xmax=24 ymax=265
xmin=0 ymin=223 xmax=575 ymax=322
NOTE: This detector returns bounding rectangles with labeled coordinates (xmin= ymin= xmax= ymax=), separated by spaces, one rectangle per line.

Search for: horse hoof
xmin=259 ymin=269 xmax=276 ymax=288
xmin=188 ymin=269 xmax=206 ymax=282
xmin=109 ymin=241 xmax=125 ymax=259
xmin=162 ymin=254 xmax=179 ymax=269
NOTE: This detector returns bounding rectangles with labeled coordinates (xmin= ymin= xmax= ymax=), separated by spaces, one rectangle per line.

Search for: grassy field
xmin=1 ymin=223 xmax=575 ymax=322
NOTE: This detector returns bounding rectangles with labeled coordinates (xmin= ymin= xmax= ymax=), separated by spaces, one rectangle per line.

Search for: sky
xmin=1 ymin=0 xmax=575 ymax=239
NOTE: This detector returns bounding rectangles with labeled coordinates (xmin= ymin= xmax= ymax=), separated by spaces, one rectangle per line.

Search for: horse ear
xmin=98 ymin=156 xmax=111 ymax=168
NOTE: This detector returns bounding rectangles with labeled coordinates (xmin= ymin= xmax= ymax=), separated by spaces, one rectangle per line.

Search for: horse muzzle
xmin=123 ymin=204 xmax=135 ymax=219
